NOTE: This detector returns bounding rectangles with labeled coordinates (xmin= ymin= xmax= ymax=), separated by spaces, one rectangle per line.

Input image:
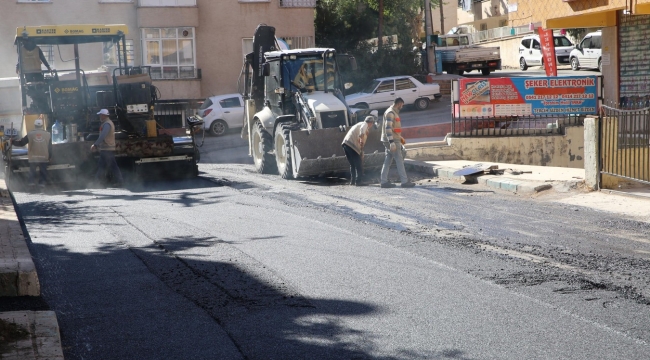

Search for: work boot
xmin=380 ymin=182 xmax=396 ymax=188
xmin=401 ymin=181 xmax=416 ymax=188
xmin=349 ymin=178 xmax=356 ymax=186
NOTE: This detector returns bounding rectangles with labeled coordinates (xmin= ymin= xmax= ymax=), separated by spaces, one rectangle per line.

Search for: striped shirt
xmin=381 ymin=105 xmax=402 ymax=143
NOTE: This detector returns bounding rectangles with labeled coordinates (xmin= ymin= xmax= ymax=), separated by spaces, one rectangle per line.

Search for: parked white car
xmin=197 ymin=93 xmax=244 ymax=136
xmin=519 ymin=34 xmax=574 ymax=71
xmin=569 ymin=30 xmax=602 ymax=72
xmin=345 ymin=75 xmax=442 ymax=111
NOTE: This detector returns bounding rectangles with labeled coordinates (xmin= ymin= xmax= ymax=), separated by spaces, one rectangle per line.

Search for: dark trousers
xmin=29 ymin=163 xmax=48 ymax=185
xmin=342 ymin=144 xmax=363 ymax=183
xmin=96 ymin=150 xmax=123 ymax=185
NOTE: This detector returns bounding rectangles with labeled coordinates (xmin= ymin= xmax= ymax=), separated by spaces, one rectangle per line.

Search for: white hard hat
xmin=364 ymin=116 xmax=375 ymax=123
xmin=34 ymin=119 xmax=43 ymax=127
xmin=97 ymin=109 xmax=110 ymax=115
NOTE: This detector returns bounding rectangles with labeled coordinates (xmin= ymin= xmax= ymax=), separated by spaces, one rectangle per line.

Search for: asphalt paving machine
xmin=6 ymin=24 xmax=201 ymax=188
xmin=241 ymin=24 xmax=384 ymax=179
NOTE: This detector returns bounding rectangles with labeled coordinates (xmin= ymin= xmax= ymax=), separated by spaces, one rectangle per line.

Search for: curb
xmin=404 ymin=159 xmax=569 ymax=194
xmin=0 ymin=311 xmax=64 ymax=359
xmin=0 ymin=176 xmax=65 ymax=360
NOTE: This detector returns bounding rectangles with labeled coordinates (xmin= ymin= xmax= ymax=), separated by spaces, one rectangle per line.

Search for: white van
xmin=518 ymin=34 xmax=574 ymax=71
xmin=569 ymin=30 xmax=602 ymax=72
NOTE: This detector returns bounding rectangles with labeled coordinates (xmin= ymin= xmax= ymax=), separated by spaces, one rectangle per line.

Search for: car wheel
xmin=353 ymin=103 xmax=369 ymax=110
xmin=598 ymin=59 xmax=602 ymax=72
xmin=519 ymin=57 xmax=528 ymax=71
xmin=209 ymin=120 xmax=228 ymax=136
xmin=571 ymin=57 xmax=580 ymax=71
xmin=481 ymin=69 xmax=490 ymax=76
xmin=414 ymin=98 xmax=430 ymax=111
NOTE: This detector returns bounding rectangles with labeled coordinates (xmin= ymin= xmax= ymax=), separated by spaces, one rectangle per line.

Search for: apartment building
xmin=0 ymin=0 xmax=316 ymax=100
xmin=455 ymin=0 xmax=509 ymax=33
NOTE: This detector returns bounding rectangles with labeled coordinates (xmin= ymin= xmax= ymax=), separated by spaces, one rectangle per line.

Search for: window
xmin=532 ymin=39 xmax=540 ymax=50
xmin=139 ymin=0 xmax=195 ymax=5
xmin=376 ymin=81 xmax=394 ymax=93
xmin=591 ymin=35 xmax=602 ymax=49
xmin=395 ymin=78 xmax=416 ymax=91
xmin=521 ymin=39 xmax=531 ymax=48
xmin=220 ymin=97 xmax=242 ymax=108
xmin=554 ymin=36 xmax=573 ymax=47
xmin=103 ymin=40 xmax=134 ymax=66
xmin=581 ymin=37 xmax=593 ymax=49
xmin=142 ymin=28 xmax=196 ymax=79
xmin=279 ymin=0 xmax=316 ymax=6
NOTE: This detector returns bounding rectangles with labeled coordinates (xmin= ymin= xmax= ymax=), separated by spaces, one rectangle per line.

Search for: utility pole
xmin=424 ymin=0 xmax=437 ymax=74
xmin=439 ymin=0 xmax=445 ymax=34
xmin=378 ymin=0 xmax=384 ymax=51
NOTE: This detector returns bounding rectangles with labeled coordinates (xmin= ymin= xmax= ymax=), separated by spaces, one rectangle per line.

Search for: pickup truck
xmin=435 ymin=34 xmax=501 ymax=76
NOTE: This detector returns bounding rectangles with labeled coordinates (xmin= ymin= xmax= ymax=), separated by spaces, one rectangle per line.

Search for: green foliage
xmin=342 ymin=44 xmax=422 ymax=95
xmin=316 ymin=0 xmax=429 ymax=93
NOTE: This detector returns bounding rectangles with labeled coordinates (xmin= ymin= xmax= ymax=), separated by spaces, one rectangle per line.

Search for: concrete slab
xmin=404 ymin=159 xmax=586 ymax=194
xmin=0 ymin=311 xmax=64 ymax=360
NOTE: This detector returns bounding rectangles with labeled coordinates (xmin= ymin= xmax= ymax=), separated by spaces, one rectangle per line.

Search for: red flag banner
xmin=538 ymin=28 xmax=557 ymax=77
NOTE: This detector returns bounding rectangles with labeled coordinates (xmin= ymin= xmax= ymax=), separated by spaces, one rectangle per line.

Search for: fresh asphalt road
xmin=10 ymin=137 xmax=650 ymax=359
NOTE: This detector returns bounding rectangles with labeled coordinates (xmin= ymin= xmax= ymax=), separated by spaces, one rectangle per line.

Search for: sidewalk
xmin=0 ymin=171 xmax=64 ymax=359
xmin=404 ymin=159 xmax=586 ymax=194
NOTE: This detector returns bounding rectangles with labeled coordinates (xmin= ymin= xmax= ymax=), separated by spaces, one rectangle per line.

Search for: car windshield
xmin=554 ymin=36 xmax=573 ymax=47
xmin=361 ymin=80 xmax=380 ymax=93
xmin=284 ymin=55 xmax=337 ymax=92
xmin=199 ymin=98 xmax=212 ymax=110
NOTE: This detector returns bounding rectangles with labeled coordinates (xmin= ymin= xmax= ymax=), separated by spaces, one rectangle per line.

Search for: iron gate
xmin=600 ymin=105 xmax=650 ymax=185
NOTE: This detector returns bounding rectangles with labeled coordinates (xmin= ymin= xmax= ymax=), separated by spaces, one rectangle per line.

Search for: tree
xmin=315 ymin=0 xmax=438 ymax=92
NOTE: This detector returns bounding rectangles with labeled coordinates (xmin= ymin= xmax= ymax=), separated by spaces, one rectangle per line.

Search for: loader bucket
xmin=289 ymin=125 xmax=386 ymax=177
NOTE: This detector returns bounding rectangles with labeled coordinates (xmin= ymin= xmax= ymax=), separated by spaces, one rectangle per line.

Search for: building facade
xmin=455 ymin=0 xmax=510 ymax=33
xmin=0 ymin=0 xmax=316 ymax=101
xmin=511 ymin=0 xmax=650 ymax=106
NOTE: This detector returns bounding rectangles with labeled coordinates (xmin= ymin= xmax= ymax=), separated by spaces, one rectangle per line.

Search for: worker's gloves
xmin=389 ymin=142 xmax=396 ymax=152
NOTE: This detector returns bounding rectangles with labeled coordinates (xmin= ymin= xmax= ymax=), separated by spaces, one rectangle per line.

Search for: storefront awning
xmin=546 ymin=9 xmax=618 ymax=29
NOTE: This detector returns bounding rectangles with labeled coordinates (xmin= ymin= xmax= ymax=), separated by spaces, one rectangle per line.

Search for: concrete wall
xmin=197 ymin=0 xmax=315 ymax=98
xmin=410 ymin=126 xmax=585 ymax=169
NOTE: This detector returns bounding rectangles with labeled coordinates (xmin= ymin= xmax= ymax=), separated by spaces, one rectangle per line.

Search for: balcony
xmin=139 ymin=0 xmax=195 ymax=6
xmin=280 ymin=0 xmax=316 ymax=7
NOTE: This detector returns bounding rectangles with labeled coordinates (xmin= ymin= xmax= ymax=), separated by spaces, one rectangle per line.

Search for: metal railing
xmin=280 ymin=0 xmax=316 ymax=7
xmin=600 ymin=105 xmax=650 ymax=185
xmin=154 ymin=99 xmax=203 ymax=129
xmin=469 ymin=25 xmax=534 ymax=44
xmin=452 ymin=114 xmax=585 ymax=137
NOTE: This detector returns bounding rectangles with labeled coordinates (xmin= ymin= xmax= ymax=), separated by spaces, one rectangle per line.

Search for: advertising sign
xmin=538 ymin=28 xmax=557 ymax=77
xmin=457 ymin=76 xmax=598 ymax=117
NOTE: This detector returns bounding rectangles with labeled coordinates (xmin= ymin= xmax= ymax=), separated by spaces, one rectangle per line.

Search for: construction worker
xmin=342 ymin=116 xmax=376 ymax=186
xmin=380 ymin=97 xmax=415 ymax=188
xmin=91 ymin=109 xmax=124 ymax=187
xmin=12 ymin=117 xmax=51 ymax=187
xmin=16 ymin=39 xmax=52 ymax=83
